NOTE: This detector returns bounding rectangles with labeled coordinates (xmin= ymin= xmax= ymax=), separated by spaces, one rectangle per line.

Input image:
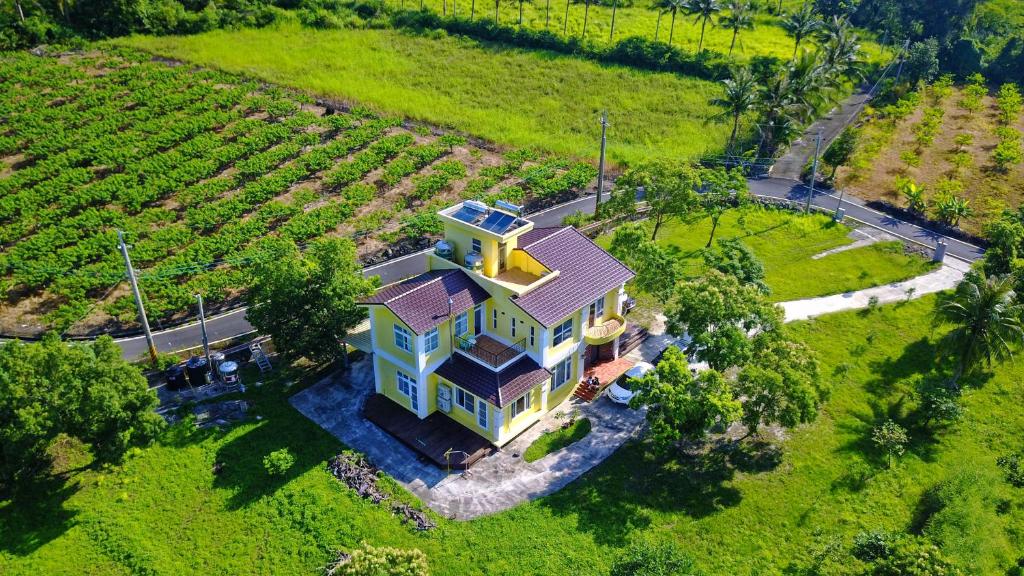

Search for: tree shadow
xmin=866 ymin=337 xmax=939 ymax=394
xmin=726 ymin=439 xmax=783 ymax=474
xmin=0 ymin=474 xmax=80 ymax=556
xmin=539 ymin=439 xmax=741 ymax=546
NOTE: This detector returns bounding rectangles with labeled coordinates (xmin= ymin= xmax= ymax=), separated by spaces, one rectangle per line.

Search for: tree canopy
xmin=246 ymin=236 xmax=378 ymax=366
xmin=735 ymin=334 xmax=824 ymax=437
xmin=616 ymin=159 xmax=700 ymax=241
xmin=609 ymin=222 xmax=681 ymax=302
xmin=0 ymin=334 xmax=163 ymax=488
xmin=702 ymin=238 xmax=768 ymax=293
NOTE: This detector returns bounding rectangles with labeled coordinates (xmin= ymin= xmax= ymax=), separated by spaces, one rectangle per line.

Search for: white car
xmin=605 ymin=361 xmax=655 ymax=405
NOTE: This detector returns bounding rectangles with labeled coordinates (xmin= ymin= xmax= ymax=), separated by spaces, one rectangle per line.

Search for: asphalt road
xmin=115 ymin=184 xmax=983 ymax=360
xmin=115 ymin=195 xmax=599 ymax=360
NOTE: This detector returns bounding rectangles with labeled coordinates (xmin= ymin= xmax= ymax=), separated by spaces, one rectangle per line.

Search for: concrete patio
xmin=290 ymin=356 xmax=646 ymax=519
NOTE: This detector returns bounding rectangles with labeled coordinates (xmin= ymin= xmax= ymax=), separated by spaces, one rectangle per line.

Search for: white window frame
xmin=472 ymin=238 xmax=482 ymax=254
xmin=454 ymin=311 xmax=469 ymax=336
xmin=393 ymin=324 xmax=411 ymax=352
xmin=477 ymin=399 xmax=488 ymax=428
xmin=552 ymin=318 xmax=573 ymax=346
xmin=424 ymin=327 xmax=439 ymax=353
xmin=593 ymin=296 xmax=605 ymax=318
xmin=510 ymin=391 xmax=532 ymax=419
xmin=396 ymin=370 xmax=414 ymax=398
xmin=455 ymin=387 xmax=476 ymax=414
xmin=510 ymin=317 xmax=517 ymax=338
xmin=492 ymin=309 xmax=498 ymax=330
xmin=552 ymin=355 xmax=572 ymax=390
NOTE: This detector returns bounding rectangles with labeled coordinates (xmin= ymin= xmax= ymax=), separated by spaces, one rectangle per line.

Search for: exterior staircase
xmin=249 ymin=341 xmax=272 ymax=373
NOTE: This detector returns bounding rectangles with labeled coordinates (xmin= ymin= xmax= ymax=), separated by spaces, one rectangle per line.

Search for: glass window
xmin=492 ymin=309 xmax=498 ymax=330
xmin=529 ymin=326 xmax=535 ymax=347
xmin=472 ymin=238 xmax=482 ymax=253
xmin=477 ymin=399 xmax=488 ymax=429
xmin=552 ymin=318 xmax=573 ymax=346
xmin=455 ymin=312 xmax=468 ymax=336
xmin=397 ymin=370 xmax=414 ymax=398
xmin=456 ymin=387 xmax=475 ymax=413
xmin=424 ymin=328 xmax=439 ymax=353
xmin=552 ymin=356 xmax=573 ymax=390
xmin=510 ymin=391 xmax=532 ymax=419
xmin=594 ymin=296 xmax=605 ymax=318
xmin=393 ymin=324 xmax=411 ymax=352
xmin=510 ymin=317 xmax=516 ymax=338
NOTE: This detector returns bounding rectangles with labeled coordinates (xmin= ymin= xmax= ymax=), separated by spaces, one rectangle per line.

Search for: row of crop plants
xmin=0 ymin=49 xmax=598 ymax=334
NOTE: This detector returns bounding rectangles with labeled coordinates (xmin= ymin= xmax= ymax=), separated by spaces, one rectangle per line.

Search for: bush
xmin=609 ymin=541 xmax=703 ymax=576
xmin=263 ymin=448 xmax=296 ymax=476
xmin=852 ymin=529 xmax=895 ymax=562
xmin=327 ymin=544 xmax=429 ymax=576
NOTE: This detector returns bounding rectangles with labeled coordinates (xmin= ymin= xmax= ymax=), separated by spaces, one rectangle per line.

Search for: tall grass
xmin=120 ymin=24 xmax=737 ymax=163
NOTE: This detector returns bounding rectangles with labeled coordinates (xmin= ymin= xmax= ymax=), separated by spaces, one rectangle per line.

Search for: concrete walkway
xmin=780 ymin=261 xmax=967 ymax=322
xmin=290 ymin=356 xmax=646 ymax=520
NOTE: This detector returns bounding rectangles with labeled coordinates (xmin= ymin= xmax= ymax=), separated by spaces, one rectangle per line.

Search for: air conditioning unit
xmin=437 ymin=384 xmax=452 ymax=413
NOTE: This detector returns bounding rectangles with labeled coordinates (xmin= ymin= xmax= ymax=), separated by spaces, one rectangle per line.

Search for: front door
xmin=473 ymin=305 xmax=483 ymax=335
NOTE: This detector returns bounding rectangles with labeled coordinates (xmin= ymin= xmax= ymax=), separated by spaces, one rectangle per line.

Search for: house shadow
xmin=538 ymin=439 xmax=741 ymax=546
xmin=0 ymin=474 xmax=80 ymax=556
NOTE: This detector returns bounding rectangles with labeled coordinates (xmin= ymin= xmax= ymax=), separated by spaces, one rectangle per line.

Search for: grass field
xmin=3 ymin=296 xmax=1021 ymax=575
xmin=0 ymin=49 xmax=596 ymax=336
xmin=839 ymin=81 xmax=1024 ymax=237
xmin=597 ymin=206 xmax=937 ymax=305
xmin=523 ymin=417 xmax=592 ymax=462
xmin=120 ymin=24 xmax=737 ymax=164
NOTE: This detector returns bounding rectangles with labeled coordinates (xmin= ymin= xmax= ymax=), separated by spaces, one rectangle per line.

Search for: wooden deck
xmin=574 ymin=357 xmax=637 ymax=402
xmin=363 ymin=394 xmax=495 ymax=470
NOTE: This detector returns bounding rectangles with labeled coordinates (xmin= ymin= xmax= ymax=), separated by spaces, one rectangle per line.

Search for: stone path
xmin=290 ymin=357 xmax=646 ymax=520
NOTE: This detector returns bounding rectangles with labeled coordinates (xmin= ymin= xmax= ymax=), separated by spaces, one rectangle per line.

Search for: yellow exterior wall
xmin=370 ymin=307 xmax=415 ymax=366
xmin=436 ymin=377 xmax=497 ymax=441
xmin=507 ymin=249 xmax=548 ymax=277
xmin=502 ymin=384 xmax=544 ymax=437
xmin=376 ymin=356 xmax=419 ymax=413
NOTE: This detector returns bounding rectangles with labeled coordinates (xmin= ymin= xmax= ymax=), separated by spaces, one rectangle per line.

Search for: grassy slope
xmin=120 ymin=24 xmax=736 ymax=164
xmin=597 ymin=207 xmax=937 ymax=303
xmin=4 ymin=298 xmax=1022 ymax=575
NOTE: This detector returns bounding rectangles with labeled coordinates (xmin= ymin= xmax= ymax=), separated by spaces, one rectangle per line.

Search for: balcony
xmin=455 ymin=334 xmax=527 ymax=369
xmin=584 ymin=314 xmax=627 ymax=345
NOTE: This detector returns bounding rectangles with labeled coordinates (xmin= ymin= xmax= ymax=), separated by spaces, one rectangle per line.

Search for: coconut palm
xmin=782 ymin=3 xmax=821 ymax=59
xmin=582 ymin=0 xmax=591 ymax=38
xmin=563 ymin=0 xmax=570 ymax=33
xmin=660 ymin=0 xmax=684 ymax=45
xmin=713 ymin=67 xmax=758 ymax=152
xmin=653 ymin=0 xmax=668 ymax=41
xmin=935 ymin=272 xmax=1024 ymax=386
xmin=494 ymin=0 xmax=500 ymax=23
xmin=684 ymin=0 xmax=722 ymax=52
xmin=719 ymin=0 xmax=754 ymax=56
xmin=610 ymin=0 xmax=620 ymax=41
xmin=820 ymin=25 xmax=864 ymax=80
xmin=757 ymin=72 xmax=804 ymax=156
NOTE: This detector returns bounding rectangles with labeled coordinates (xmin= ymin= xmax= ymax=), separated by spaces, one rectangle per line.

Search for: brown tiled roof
xmin=512 ymin=227 xmax=635 ymax=327
xmin=434 ymin=355 xmax=552 ymax=407
xmin=361 ymin=269 xmax=490 ymax=334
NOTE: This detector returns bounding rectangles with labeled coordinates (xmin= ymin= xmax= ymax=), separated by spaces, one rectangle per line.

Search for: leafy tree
xmin=735 ymin=335 xmax=823 ymax=438
xmin=246 ymin=236 xmax=377 ymax=367
xmin=982 ymin=208 xmax=1024 ymax=277
xmin=616 ymin=159 xmax=700 ymax=241
xmin=782 ymin=3 xmax=822 ymax=59
xmin=992 ymin=138 xmax=1024 ymax=172
xmin=609 ymin=223 xmax=680 ymax=301
xmin=914 ymin=374 xmax=963 ymax=429
xmin=702 ymin=238 xmax=768 ymax=293
xmin=699 ymin=166 xmax=746 ymax=248
xmin=329 ymin=544 xmax=429 ymax=576
xmin=903 ymin=38 xmax=940 ymax=85
xmin=713 ymin=67 xmax=758 ymax=153
xmin=872 ymin=419 xmax=908 ymax=468
xmin=666 ymin=270 xmax=783 ymax=371
xmin=0 ymin=334 xmax=163 ymax=487
xmin=996 ymin=83 xmax=1023 ymax=125
xmin=609 ymin=541 xmax=704 ymax=576
xmin=934 ymin=271 xmax=1024 ymax=386
xmin=822 ymin=127 xmax=858 ymax=179
xmin=952 ymin=133 xmax=973 ymax=151
xmin=683 ymin=0 xmax=721 ymax=52
xmin=629 ymin=347 xmax=742 ymax=450
xmin=719 ymin=0 xmax=753 ymax=56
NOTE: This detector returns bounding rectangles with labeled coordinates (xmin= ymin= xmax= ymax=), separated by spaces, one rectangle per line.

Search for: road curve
xmin=116 ymin=182 xmax=982 ymax=360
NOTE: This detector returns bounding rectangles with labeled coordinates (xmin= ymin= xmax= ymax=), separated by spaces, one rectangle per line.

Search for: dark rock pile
xmin=326 ymin=453 xmax=437 ymax=531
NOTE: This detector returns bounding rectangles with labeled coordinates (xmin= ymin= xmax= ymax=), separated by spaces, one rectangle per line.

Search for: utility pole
xmin=804 ymin=130 xmax=822 ymax=214
xmin=118 ymin=231 xmax=158 ymax=364
xmin=196 ymin=293 xmax=214 ymax=383
xmin=893 ymin=38 xmax=910 ymax=84
xmin=596 ymin=111 xmax=609 ymax=215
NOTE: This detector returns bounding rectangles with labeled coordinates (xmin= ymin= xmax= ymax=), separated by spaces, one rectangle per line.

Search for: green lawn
xmin=4 ymin=297 xmax=1022 ymax=574
xmin=118 ymin=24 xmax=736 ymax=164
xmin=597 ymin=206 xmax=938 ymax=303
xmin=523 ymin=417 xmax=593 ymax=462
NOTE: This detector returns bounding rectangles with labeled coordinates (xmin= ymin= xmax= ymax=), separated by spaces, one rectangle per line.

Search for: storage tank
xmin=165 ymin=365 xmax=188 ymax=391
xmin=464 ymin=252 xmax=484 ymax=272
xmin=434 ymin=240 xmax=454 ymax=261
xmin=218 ymin=360 xmax=240 ymax=384
xmin=185 ymin=356 xmax=210 ymax=387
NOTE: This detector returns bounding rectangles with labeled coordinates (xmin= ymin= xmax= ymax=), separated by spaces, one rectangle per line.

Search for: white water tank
xmin=464 ymin=252 xmax=483 ymax=272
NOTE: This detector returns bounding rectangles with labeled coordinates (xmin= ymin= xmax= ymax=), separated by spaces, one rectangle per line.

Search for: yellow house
xmin=360 ymin=200 xmax=634 ymax=448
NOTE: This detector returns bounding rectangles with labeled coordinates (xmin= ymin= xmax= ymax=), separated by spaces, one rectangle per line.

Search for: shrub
xmin=996 ymin=83 xmax=1023 ymax=124
xmin=870 ymin=538 xmax=962 ymax=576
xmin=327 ymin=544 xmax=429 ymax=576
xmin=852 ymin=529 xmax=895 ymax=562
xmin=993 ymin=139 xmax=1023 ymax=172
xmin=997 ymin=452 xmax=1024 ymax=488
xmin=263 ymin=448 xmax=296 ymax=476
xmin=609 ymin=541 xmax=703 ymax=576
xmin=872 ymin=420 xmax=908 ymax=468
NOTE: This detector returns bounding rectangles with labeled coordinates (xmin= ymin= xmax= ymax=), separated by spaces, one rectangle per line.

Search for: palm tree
xmin=757 ymin=72 xmax=803 ymax=156
xmin=719 ymin=0 xmax=753 ymax=56
xmin=609 ymin=0 xmax=620 ymax=41
xmin=582 ymin=0 xmax=591 ymax=38
xmin=820 ymin=26 xmax=863 ymax=80
xmin=684 ymin=0 xmax=721 ymax=53
xmin=935 ymin=272 xmax=1024 ymax=386
xmin=563 ymin=0 xmax=570 ymax=33
xmin=518 ymin=0 xmax=524 ymax=25
xmin=712 ymin=67 xmax=757 ymax=152
xmin=664 ymin=0 xmax=683 ymax=45
xmin=545 ymin=0 xmax=551 ymax=27
xmin=495 ymin=0 xmax=500 ymax=23
xmin=782 ymin=3 xmax=821 ymax=59
xmin=652 ymin=0 xmax=677 ymax=43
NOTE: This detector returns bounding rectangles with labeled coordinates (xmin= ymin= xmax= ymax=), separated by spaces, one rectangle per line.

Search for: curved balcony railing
xmin=584 ymin=314 xmax=627 ymax=345
xmin=455 ymin=334 xmax=527 ymax=369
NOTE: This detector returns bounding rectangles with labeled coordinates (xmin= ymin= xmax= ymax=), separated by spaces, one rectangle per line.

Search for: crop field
xmin=120 ymin=24 xmax=738 ymax=163
xmin=0 ymin=49 xmax=596 ymax=336
xmin=838 ymin=80 xmax=1024 ymax=237
xmin=4 ymin=297 xmax=1022 ymax=575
